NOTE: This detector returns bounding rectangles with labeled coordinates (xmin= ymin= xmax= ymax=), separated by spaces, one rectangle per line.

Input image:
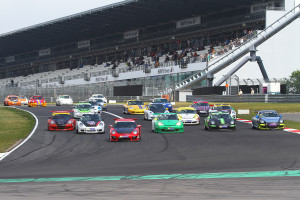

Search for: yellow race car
xmin=123 ymin=100 xmax=146 ymax=114
xmin=176 ymin=107 xmax=200 ymax=125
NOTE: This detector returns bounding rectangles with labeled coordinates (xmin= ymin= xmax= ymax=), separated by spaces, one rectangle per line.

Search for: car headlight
xmin=50 ymin=120 xmax=56 ymax=125
xmin=211 ymin=120 xmax=215 ymax=125
xmin=168 ymin=105 xmax=171 ymax=107
xmin=133 ymin=130 xmax=138 ymax=134
xmin=232 ymin=111 xmax=236 ymax=115
xmin=231 ymin=120 xmax=235 ymax=125
xmin=158 ymin=122 xmax=164 ymax=126
xmin=176 ymin=121 xmax=182 ymax=126
xmin=98 ymin=122 xmax=104 ymax=127
xmin=279 ymin=119 xmax=284 ymax=124
xmin=193 ymin=114 xmax=199 ymax=119
xmin=104 ymin=104 xmax=107 ymax=106
xmin=111 ymin=130 xmax=116 ymax=134
xmin=67 ymin=120 xmax=73 ymax=124
xmin=74 ymin=110 xmax=79 ymax=113
xmin=259 ymin=119 xmax=265 ymax=124
xmin=79 ymin=122 xmax=84 ymax=127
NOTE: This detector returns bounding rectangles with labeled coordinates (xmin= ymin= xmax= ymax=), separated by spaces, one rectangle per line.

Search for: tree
xmin=287 ymin=70 xmax=300 ymax=94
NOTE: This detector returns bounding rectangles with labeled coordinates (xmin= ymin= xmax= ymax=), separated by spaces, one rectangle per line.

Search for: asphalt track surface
xmin=1 ymin=105 xmax=300 ymax=199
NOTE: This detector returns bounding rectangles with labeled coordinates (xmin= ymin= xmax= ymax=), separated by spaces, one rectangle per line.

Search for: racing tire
xmin=123 ymin=108 xmax=125 ymax=114
xmin=144 ymin=114 xmax=147 ymax=120
xmin=75 ymin=129 xmax=79 ymax=134
xmin=204 ymin=124 xmax=208 ymax=130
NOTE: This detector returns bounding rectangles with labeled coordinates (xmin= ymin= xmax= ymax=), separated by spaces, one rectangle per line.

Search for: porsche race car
xmin=73 ymin=103 xmax=95 ymax=118
xmin=28 ymin=96 xmax=47 ymax=107
xmin=144 ymin=103 xmax=169 ymax=120
xmin=4 ymin=95 xmax=21 ymax=106
xmin=209 ymin=104 xmax=236 ymax=119
xmin=176 ymin=107 xmax=200 ymax=125
xmin=76 ymin=114 xmax=105 ymax=134
xmin=190 ymin=101 xmax=210 ymax=116
xmin=109 ymin=118 xmax=141 ymax=141
xmin=48 ymin=111 xmax=76 ymax=131
xmin=56 ymin=95 xmax=73 ymax=106
xmin=152 ymin=113 xmax=184 ymax=133
xmin=18 ymin=95 xmax=28 ymax=105
xmin=204 ymin=111 xmax=236 ymax=131
xmin=151 ymin=98 xmax=173 ymax=112
xmin=123 ymin=100 xmax=146 ymax=114
xmin=252 ymin=110 xmax=285 ymax=130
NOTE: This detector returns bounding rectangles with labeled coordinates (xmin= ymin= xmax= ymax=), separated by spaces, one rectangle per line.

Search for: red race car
xmin=109 ymin=118 xmax=141 ymax=142
xmin=28 ymin=96 xmax=47 ymax=107
xmin=48 ymin=111 xmax=76 ymax=131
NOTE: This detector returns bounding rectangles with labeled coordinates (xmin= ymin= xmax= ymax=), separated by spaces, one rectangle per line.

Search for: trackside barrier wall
xmin=187 ymin=94 xmax=300 ymax=103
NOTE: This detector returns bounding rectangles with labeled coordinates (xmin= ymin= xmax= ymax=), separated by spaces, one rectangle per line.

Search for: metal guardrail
xmin=187 ymin=94 xmax=300 ymax=103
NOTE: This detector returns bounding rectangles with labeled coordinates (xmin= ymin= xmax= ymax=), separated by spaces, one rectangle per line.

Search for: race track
xmin=1 ymin=105 xmax=300 ymax=199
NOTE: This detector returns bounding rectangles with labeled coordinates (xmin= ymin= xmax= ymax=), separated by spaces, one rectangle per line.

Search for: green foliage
xmin=287 ymin=70 xmax=300 ymax=94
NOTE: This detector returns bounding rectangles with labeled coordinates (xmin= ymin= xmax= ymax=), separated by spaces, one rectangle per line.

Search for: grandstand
xmin=0 ymin=0 xmax=299 ymax=100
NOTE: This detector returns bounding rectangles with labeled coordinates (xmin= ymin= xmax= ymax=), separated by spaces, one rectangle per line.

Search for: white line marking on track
xmin=0 ymin=107 xmax=39 ymax=162
xmin=102 ymin=111 xmax=123 ymax=119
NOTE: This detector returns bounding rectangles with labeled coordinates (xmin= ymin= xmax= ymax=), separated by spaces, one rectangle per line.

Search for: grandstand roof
xmin=0 ymin=0 xmax=264 ymax=57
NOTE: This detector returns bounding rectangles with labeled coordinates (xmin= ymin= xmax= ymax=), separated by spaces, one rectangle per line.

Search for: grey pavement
xmin=282 ymin=113 xmax=300 ymax=122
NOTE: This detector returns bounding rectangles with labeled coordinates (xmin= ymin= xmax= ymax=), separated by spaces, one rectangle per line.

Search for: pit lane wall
xmin=187 ymin=94 xmax=300 ymax=103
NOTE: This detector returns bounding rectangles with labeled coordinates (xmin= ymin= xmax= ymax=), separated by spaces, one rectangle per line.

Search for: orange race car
xmin=4 ymin=95 xmax=21 ymax=106
xmin=18 ymin=95 xmax=28 ymax=105
xmin=28 ymin=96 xmax=47 ymax=107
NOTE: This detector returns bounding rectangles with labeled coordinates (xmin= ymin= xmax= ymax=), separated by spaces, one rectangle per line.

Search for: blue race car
xmin=151 ymin=98 xmax=172 ymax=112
xmin=252 ymin=110 xmax=285 ymax=130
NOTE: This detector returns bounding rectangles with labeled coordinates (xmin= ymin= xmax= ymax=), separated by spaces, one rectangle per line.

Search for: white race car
xmin=76 ymin=114 xmax=105 ymax=134
xmin=88 ymin=94 xmax=107 ymax=104
xmin=176 ymin=107 xmax=200 ymax=125
xmin=56 ymin=95 xmax=73 ymax=106
xmin=144 ymin=103 xmax=169 ymax=120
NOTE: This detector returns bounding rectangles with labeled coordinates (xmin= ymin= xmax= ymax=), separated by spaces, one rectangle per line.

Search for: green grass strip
xmin=1 ymin=170 xmax=300 ymax=183
xmin=0 ymin=107 xmax=35 ymax=153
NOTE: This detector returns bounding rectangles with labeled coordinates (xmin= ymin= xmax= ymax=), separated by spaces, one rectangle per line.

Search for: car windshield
xmin=19 ymin=96 xmax=26 ymax=99
xmin=114 ymin=121 xmax=136 ymax=128
xmin=89 ymin=101 xmax=101 ymax=106
xmin=211 ymin=114 xmax=231 ymax=119
xmin=128 ymin=101 xmax=144 ymax=105
xmin=52 ymin=114 xmax=71 ymax=120
xmin=8 ymin=97 xmax=18 ymax=100
xmin=60 ymin=95 xmax=70 ymax=99
xmin=261 ymin=112 xmax=279 ymax=117
xmin=194 ymin=103 xmax=209 ymax=106
xmin=178 ymin=109 xmax=196 ymax=114
xmin=154 ymin=99 xmax=169 ymax=103
xmin=76 ymin=104 xmax=92 ymax=109
xmin=158 ymin=114 xmax=178 ymax=120
xmin=220 ymin=106 xmax=231 ymax=110
xmin=81 ymin=114 xmax=102 ymax=122
xmin=93 ymin=95 xmax=104 ymax=98
xmin=149 ymin=104 xmax=166 ymax=113
xmin=32 ymin=96 xmax=43 ymax=100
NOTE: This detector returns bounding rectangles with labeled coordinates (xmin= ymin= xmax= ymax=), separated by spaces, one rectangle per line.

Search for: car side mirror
xmin=137 ymin=125 xmax=142 ymax=128
xmin=279 ymin=115 xmax=282 ymax=117
xmin=109 ymin=125 xmax=112 ymax=128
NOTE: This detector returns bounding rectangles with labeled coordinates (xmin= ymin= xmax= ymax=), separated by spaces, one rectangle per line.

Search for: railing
xmin=175 ymin=4 xmax=300 ymax=90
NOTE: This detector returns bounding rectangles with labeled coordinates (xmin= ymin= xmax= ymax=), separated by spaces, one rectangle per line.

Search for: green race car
xmin=152 ymin=113 xmax=184 ymax=133
xmin=204 ymin=111 xmax=236 ymax=131
xmin=73 ymin=103 xmax=95 ymax=118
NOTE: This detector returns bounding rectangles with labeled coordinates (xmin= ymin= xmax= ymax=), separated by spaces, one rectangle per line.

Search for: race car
xmin=89 ymin=99 xmax=107 ymax=111
xmin=190 ymin=101 xmax=210 ymax=116
xmin=76 ymin=114 xmax=105 ymax=134
xmin=209 ymin=104 xmax=236 ymax=119
xmin=109 ymin=118 xmax=141 ymax=141
xmin=18 ymin=95 xmax=28 ymax=105
xmin=123 ymin=100 xmax=146 ymax=114
xmin=252 ymin=110 xmax=285 ymax=130
xmin=144 ymin=103 xmax=169 ymax=120
xmin=152 ymin=113 xmax=184 ymax=133
xmin=151 ymin=98 xmax=172 ymax=112
xmin=4 ymin=95 xmax=21 ymax=106
xmin=204 ymin=111 xmax=236 ymax=131
xmin=88 ymin=94 xmax=107 ymax=104
xmin=48 ymin=111 xmax=76 ymax=131
xmin=73 ymin=103 xmax=95 ymax=118
xmin=56 ymin=95 xmax=73 ymax=106
xmin=176 ymin=107 xmax=200 ymax=125
xmin=89 ymin=100 xmax=103 ymax=114
xmin=28 ymin=96 xmax=47 ymax=107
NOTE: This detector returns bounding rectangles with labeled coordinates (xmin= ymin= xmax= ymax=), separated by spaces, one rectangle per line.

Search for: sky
xmin=0 ymin=0 xmax=124 ymax=35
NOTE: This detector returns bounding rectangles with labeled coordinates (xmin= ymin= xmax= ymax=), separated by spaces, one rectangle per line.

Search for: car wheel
xmin=76 ymin=129 xmax=79 ymax=134
xmin=123 ymin=108 xmax=125 ymax=114
xmin=144 ymin=114 xmax=147 ymax=120
xmin=204 ymin=123 xmax=208 ymax=130
xmin=252 ymin=123 xmax=256 ymax=129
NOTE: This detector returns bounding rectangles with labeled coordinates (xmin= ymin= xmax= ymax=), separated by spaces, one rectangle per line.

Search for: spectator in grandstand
xmin=11 ymin=79 xmax=14 ymax=87
xmin=238 ymin=89 xmax=243 ymax=95
xmin=164 ymin=55 xmax=170 ymax=63
xmin=251 ymin=88 xmax=255 ymax=95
